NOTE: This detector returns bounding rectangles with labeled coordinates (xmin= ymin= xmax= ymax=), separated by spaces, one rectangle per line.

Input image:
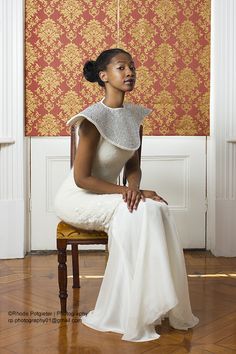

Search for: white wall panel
xmin=212 ymin=0 xmax=236 ymax=256
xmin=141 ymin=136 xmax=206 ymax=249
xmin=0 ymin=0 xmax=26 ymax=258
xmin=141 ymin=156 xmax=189 ymax=209
xmin=46 ymin=157 xmax=71 ymax=212
xmin=31 ymin=138 xmax=70 ymax=250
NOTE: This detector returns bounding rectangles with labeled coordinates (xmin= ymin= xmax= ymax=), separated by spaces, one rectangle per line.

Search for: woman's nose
xmin=126 ymin=67 xmax=134 ymax=76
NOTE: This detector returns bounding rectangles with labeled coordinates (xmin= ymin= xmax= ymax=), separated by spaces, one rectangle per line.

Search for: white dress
xmin=55 ymin=99 xmax=199 ymax=342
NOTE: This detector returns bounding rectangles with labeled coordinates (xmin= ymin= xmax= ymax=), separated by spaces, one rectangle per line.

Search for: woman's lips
xmin=124 ymin=79 xmax=135 ymax=84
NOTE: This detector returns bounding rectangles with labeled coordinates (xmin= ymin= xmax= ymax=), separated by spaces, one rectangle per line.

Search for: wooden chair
xmin=57 ymin=124 xmax=143 ymax=313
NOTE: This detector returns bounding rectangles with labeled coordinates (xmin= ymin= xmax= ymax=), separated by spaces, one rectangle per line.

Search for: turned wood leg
xmin=105 ymin=243 xmax=109 ymax=263
xmin=72 ymin=244 xmax=80 ymax=288
xmin=57 ymin=239 xmax=68 ymax=314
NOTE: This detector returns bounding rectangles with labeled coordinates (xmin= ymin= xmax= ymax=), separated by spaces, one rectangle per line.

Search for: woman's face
xmin=99 ymin=53 xmax=136 ymax=92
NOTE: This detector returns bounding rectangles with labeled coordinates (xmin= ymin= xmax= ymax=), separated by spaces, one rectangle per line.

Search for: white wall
xmin=0 ymin=0 xmax=27 ymax=258
xmin=210 ymin=0 xmax=236 ymax=256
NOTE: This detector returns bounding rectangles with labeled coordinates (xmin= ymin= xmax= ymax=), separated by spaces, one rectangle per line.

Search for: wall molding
xmin=141 ymin=155 xmax=189 ymax=210
xmin=209 ymin=0 xmax=236 ymax=256
xmin=0 ymin=138 xmax=15 ymax=144
xmin=46 ymin=156 xmax=70 ymax=213
xmin=0 ymin=0 xmax=26 ymax=258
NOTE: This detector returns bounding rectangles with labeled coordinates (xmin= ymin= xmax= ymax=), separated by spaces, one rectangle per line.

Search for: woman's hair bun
xmin=83 ymin=60 xmax=98 ymax=83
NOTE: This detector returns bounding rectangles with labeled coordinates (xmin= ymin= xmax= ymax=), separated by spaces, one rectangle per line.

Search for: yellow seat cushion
xmin=57 ymin=221 xmax=108 ymax=240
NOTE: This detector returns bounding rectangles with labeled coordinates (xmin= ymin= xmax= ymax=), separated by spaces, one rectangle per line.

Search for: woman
xmin=55 ymin=48 xmax=199 ymax=342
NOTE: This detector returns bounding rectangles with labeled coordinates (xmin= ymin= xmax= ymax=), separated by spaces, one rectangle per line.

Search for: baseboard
xmin=0 ymin=199 xmax=26 ymax=259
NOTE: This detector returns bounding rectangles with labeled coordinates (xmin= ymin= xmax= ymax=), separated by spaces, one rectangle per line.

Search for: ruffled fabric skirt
xmin=80 ymin=199 xmax=199 ymax=342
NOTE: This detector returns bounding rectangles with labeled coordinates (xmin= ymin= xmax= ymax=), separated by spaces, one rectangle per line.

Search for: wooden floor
xmin=0 ymin=251 xmax=236 ymax=354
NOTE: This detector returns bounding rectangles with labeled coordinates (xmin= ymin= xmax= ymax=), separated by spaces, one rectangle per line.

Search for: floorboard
xmin=0 ymin=251 xmax=236 ymax=353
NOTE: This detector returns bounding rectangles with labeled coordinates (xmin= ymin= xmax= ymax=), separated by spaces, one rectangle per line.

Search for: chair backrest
xmin=70 ymin=124 xmax=143 ymax=186
xmin=70 ymin=124 xmax=77 ymax=169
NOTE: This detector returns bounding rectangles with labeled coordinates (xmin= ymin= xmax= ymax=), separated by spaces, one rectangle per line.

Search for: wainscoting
xmin=30 ymin=136 xmax=206 ymax=250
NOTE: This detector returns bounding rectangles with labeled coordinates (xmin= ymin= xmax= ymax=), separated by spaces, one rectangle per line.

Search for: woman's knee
xmin=140 ymin=198 xmax=169 ymax=214
xmin=116 ymin=198 xmax=168 ymax=217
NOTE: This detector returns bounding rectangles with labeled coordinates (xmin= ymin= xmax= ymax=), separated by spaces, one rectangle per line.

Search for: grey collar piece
xmin=67 ymin=98 xmax=152 ymax=151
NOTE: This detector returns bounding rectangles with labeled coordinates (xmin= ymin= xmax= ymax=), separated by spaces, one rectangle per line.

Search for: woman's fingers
xmin=124 ymin=189 xmax=168 ymax=210
xmin=153 ymin=195 xmax=168 ymax=205
xmin=125 ymin=190 xmax=132 ymax=209
xmin=122 ymin=191 xmax=127 ymax=202
xmin=128 ymin=190 xmax=139 ymax=212
xmin=123 ymin=189 xmax=143 ymax=212
xmin=133 ymin=192 xmax=142 ymax=210
xmin=140 ymin=191 xmax=146 ymax=202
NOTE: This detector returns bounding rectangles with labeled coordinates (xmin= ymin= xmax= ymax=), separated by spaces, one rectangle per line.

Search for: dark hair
xmin=83 ymin=48 xmax=131 ymax=87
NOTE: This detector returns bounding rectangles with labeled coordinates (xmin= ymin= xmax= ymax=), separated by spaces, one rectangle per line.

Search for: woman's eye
xmin=117 ymin=65 xmax=136 ymax=71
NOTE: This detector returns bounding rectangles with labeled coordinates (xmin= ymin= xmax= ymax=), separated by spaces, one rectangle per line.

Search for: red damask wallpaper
xmin=25 ymin=0 xmax=210 ymax=136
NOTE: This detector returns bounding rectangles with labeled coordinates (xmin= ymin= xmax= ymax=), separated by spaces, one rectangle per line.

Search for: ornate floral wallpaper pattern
xmin=25 ymin=0 xmax=210 ymax=136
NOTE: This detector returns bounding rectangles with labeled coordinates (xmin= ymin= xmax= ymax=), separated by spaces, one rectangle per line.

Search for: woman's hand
xmin=141 ymin=190 xmax=168 ymax=205
xmin=122 ymin=188 xmax=145 ymax=212
xmin=123 ymin=188 xmax=168 ymax=212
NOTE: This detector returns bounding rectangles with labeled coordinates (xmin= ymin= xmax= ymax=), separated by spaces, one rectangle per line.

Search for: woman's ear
xmin=99 ymin=71 xmax=108 ymax=83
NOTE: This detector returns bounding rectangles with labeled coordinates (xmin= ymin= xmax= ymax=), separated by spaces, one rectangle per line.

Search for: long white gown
xmin=54 ymin=99 xmax=199 ymax=342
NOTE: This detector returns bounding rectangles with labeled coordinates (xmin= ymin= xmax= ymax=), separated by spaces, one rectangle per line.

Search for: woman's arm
xmin=73 ymin=119 xmax=128 ymax=194
xmin=122 ymin=151 xmax=145 ymax=211
xmin=125 ymin=150 xmax=142 ymax=189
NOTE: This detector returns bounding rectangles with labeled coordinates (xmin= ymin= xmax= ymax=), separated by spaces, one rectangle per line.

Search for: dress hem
xmin=81 ymin=317 xmax=161 ymax=342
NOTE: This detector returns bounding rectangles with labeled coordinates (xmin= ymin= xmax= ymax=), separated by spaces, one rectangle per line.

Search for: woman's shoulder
xmin=66 ymin=102 xmax=101 ymax=126
xmin=67 ymin=100 xmax=152 ymax=127
xmin=65 ymin=100 xmax=152 ymax=151
xmin=124 ymin=102 xmax=152 ymax=120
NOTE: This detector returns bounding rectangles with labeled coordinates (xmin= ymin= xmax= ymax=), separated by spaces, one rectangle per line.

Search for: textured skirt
xmin=54 ymin=171 xmax=123 ymax=232
xmin=80 ymin=199 xmax=199 ymax=341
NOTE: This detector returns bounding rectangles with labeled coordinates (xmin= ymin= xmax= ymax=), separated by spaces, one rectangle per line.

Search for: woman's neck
xmin=103 ymin=91 xmax=125 ymax=108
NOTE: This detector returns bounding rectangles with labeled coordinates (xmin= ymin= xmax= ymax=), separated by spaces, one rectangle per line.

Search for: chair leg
xmin=57 ymin=239 xmax=68 ymax=314
xmin=105 ymin=243 xmax=109 ymax=263
xmin=72 ymin=244 xmax=80 ymax=288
